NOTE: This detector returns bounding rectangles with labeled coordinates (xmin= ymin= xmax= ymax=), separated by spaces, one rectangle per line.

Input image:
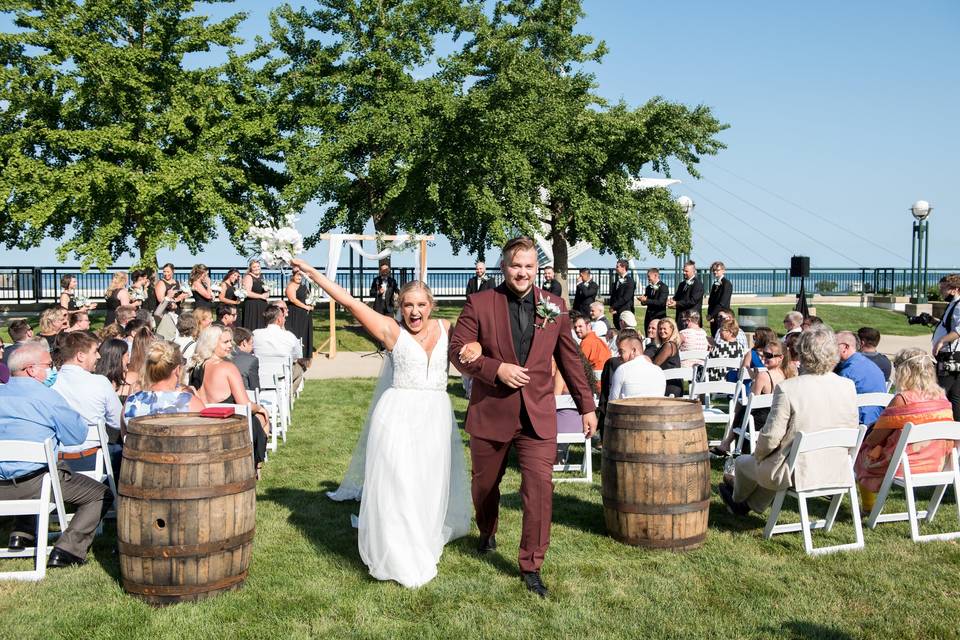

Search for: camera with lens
xmin=937 ymin=352 xmax=960 ymax=373
xmin=907 ymin=312 xmax=936 ymax=327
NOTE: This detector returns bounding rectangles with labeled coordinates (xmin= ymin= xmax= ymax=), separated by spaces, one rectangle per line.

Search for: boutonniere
xmin=535 ymin=299 xmax=561 ymax=329
xmin=652 ymin=282 xmax=660 ymax=290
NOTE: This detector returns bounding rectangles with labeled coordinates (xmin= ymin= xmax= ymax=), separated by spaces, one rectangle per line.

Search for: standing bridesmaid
xmin=285 ymin=267 xmax=314 ymax=361
xmin=240 ymin=259 xmax=270 ymax=331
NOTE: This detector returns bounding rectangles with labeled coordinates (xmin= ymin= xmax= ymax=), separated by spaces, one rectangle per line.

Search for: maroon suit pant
xmin=470 ymin=411 xmax=555 ymax=573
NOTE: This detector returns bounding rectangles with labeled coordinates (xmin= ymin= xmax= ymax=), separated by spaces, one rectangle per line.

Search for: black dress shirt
xmin=508 ymin=288 xmax=536 ymax=366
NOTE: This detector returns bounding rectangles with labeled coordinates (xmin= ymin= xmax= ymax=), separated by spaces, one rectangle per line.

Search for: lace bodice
xmin=390 ymin=323 xmax=449 ymax=391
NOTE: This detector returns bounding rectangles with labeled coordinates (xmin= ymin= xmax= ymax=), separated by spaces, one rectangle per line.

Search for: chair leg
xmin=797 ymin=494 xmax=815 ymax=554
xmin=763 ymin=490 xmax=787 ymax=539
xmin=584 ymin=439 xmax=593 ymax=482
xmin=824 ymin=493 xmax=844 ymax=532
xmin=36 ymin=480 xmax=50 ymax=580
xmin=927 ymin=484 xmax=948 ymax=523
xmin=903 ymin=478 xmax=922 ymax=542
xmin=849 ymin=486 xmax=865 ymax=549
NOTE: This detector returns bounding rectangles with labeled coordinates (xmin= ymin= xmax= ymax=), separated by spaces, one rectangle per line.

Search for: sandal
xmin=709 ymin=445 xmax=730 ymax=458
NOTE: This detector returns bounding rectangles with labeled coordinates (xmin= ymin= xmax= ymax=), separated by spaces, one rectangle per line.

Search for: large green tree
xmin=268 ymin=0 xmax=479 ymax=251
xmin=411 ymin=0 xmax=727 ymax=286
xmin=0 ymin=0 xmax=284 ymax=269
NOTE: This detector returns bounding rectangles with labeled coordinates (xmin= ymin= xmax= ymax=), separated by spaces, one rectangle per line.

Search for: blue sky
xmin=5 ymin=0 xmax=958 ymax=271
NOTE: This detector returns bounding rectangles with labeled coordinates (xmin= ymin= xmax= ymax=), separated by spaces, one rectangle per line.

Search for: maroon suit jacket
xmin=449 ymin=284 xmax=597 ymax=442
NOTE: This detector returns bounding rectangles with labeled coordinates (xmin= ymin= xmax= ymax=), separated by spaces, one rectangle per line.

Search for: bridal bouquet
xmin=246 ymin=214 xmax=304 ymax=268
xmin=129 ymin=287 xmax=147 ymax=302
xmin=74 ymin=294 xmax=90 ymax=308
xmin=305 ymin=285 xmax=324 ymax=306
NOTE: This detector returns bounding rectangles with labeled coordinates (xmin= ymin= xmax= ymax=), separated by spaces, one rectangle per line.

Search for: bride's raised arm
xmin=291 ymin=258 xmax=401 ymax=350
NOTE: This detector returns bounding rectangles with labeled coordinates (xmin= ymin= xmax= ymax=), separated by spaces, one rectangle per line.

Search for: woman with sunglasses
xmin=710 ymin=340 xmax=795 ymax=457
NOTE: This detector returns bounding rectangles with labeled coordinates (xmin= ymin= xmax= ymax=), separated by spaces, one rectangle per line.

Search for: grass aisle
xmin=2 ymin=379 xmax=960 ymax=639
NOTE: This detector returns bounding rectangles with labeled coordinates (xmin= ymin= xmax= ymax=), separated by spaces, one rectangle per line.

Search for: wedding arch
xmin=317 ymin=233 xmax=433 ymax=359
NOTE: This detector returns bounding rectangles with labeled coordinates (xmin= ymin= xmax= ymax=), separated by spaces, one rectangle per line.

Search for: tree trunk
xmin=552 ymin=227 xmax=570 ymax=301
xmin=136 ymin=232 xmax=155 ymax=269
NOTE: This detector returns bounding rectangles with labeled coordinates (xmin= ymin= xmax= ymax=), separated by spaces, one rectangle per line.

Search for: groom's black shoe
xmin=477 ymin=534 xmax=497 ymax=554
xmin=522 ymin=571 xmax=548 ymax=598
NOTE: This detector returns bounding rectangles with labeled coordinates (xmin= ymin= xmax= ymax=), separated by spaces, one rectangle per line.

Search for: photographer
xmin=932 ymin=274 xmax=960 ymax=420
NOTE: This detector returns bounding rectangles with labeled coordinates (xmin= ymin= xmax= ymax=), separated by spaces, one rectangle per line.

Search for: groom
xmin=449 ymin=236 xmax=597 ymax=598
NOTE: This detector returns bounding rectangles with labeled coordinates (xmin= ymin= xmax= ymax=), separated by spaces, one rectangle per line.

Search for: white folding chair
xmin=679 ymin=349 xmax=708 ymax=364
xmin=732 ymin=392 xmax=775 ymax=455
xmin=857 ymin=392 xmax=894 ymax=413
xmin=63 ymin=420 xmax=119 ymax=529
xmin=661 ymin=367 xmax=696 ymax=399
xmin=866 ymin=421 xmax=960 ymax=543
xmin=259 ymin=357 xmax=292 ymax=438
xmin=0 ymin=438 xmax=67 ymax=581
xmin=690 ymin=379 xmax=739 ymax=446
xmin=698 ymin=356 xmax=743 ymax=383
xmin=246 ymin=388 xmax=278 ymax=454
xmin=553 ymin=395 xmax=592 ymax=483
xmin=763 ymin=426 xmax=867 ymax=556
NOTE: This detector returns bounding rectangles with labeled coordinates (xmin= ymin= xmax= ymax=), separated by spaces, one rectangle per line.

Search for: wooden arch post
xmin=317 ymin=233 xmax=432 ymax=359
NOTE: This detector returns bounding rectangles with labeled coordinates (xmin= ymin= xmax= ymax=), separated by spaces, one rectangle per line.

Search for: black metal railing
xmin=1 ymin=265 xmax=956 ymax=306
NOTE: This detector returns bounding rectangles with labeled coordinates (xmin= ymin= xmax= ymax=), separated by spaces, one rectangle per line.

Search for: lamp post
xmin=909 ymin=200 xmax=933 ymax=303
xmin=675 ymin=195 xmax=695 ymax=284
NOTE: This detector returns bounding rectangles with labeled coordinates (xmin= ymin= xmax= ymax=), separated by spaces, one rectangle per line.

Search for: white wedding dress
xmin=330 ymin=322 xmax=471 ymax=588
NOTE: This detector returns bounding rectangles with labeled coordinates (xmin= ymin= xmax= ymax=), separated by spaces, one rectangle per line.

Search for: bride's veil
xmin=326 ymin=352 xmax=393 ymax=501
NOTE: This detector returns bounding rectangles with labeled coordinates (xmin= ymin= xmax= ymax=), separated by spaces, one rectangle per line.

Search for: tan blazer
xmin=740 ymin=372 xmax=859 ymax=491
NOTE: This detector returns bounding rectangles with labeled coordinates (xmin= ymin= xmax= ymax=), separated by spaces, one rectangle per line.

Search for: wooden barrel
xmin=601 ymin=397 xmax=710 ymax=551
xmin=117 ymin=413 xmax=256 ymax=605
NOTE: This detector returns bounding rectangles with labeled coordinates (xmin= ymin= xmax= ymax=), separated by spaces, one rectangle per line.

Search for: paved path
xmin=305 ymin=334 xmax=933 ymax=380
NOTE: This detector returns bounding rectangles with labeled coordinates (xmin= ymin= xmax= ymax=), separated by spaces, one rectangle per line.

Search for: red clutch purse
xmin=200 ymin=407 xmax=235 ymax=418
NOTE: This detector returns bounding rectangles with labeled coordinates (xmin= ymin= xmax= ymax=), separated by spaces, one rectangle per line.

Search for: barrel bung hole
xmin=155 ymin=518 xmax=166 ymax=530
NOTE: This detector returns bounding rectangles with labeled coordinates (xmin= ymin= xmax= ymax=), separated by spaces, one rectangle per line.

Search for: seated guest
xmin=609 ymin=334 xmax=666 ymax=400
xmin=642 ymin=319 xmax=658 ymax=357
xmin=835 ymin=330 xmax=887 ymax=426
xmin=598 ymin=328 xmax=637 ymax=439
xmin=214 ymin=304 xmax=238 ymax=328
xmin=38 ymin=306 xmax=68 ymax=350
xmin=678 ymin=309 xmax=709 ymax=367
xmin=51 ymin=332 xmax=123 ymax=470
xmin=589 ymin=301 xmax=611 ymax=338
xmin=572 ymin=314 xmax=610 ymax=375
xmin=651 ymin=318 xmax=682 ymax=398
xmin=0 ymin=341 xmax=112 ymax=568
xmin=96 ymin=338 xmax=132 ymax=402
xmin=123 ymin=340 xmax=204 ymax=434
xmin=65 ymin=310 xmax=90 ymax=333
xmin=134 ymin=308 xmax=157 ymax=332
xmin=193 ymin=307 xmax=214 ymax=335
xmin=857 ymin=327 xmax=892 ymax=382
xmin=802 ymin=315 xmax=825 ymax=331
xmin=0 ymin=343 xmax=8 ymax=383
xmin=854 ymin=348 xmax=954 ymax=511
xmin=124 ymin=326 xmax=154 ymax=396
xmin=707 ymin=318 xmax=745 ymax=382
xmin=784 ymin=332 xmax=801 ymax=376
xmin=3 ymin=319 xmax=35 ymax=365
xmin=253 ymin=305 xmax=305 ymax=391
xmin=716 ymin=307 xmax=749 ymax=353
xmin=740 ymin=327 xmax=778 ymax=394
xmin=719 ymin=328 xmax=859 ymax=516
xmin=173 ymin=312 xmax=199 ymax=361
xmin=189 ymin=326 xmax=269 ymax=472
xmin=782 ymin=311 xmax=803 ymax=338
xmin=231 ymin=327 xmax=260 ymax=391
xmin=712 ymin=339 xmax=796 ymax=457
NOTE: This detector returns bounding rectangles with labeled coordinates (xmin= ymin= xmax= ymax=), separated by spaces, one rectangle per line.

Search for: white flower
xmin=245 ymin=219 xmax=305 ymax=268
xmin=234 ymin=285 xmax=248 ymax=301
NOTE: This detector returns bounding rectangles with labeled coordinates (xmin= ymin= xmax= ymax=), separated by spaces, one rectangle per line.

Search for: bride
xmin=291 ymin=259 xmax=472 ymax=588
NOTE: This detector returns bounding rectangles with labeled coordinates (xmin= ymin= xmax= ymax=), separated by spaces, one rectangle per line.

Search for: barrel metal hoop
xmin=602 ymin=497 xmax=710 ymax=515
xmin=119 ymin=478 xmax=256 ymax=500
xmin=123 ymin=446 xmax=252 ymax=465
xmin=118 ymin=529 xmax=255 ymax=558
xmin=122 ymin=570 xmax=248 ymax=597
xmin=609 ymin=531 xmax=707 ymax=549
xmin=605 ymin=422 xmax=706 ymax=431
xmin=603 ymin=451 xmax=709 ymax=464
xmin=126 ymin=421 xmax=246 ymax=438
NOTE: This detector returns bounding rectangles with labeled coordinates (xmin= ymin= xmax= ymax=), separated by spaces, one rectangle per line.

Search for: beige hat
xmin=619 ymin=310 xmax=638 ymax=329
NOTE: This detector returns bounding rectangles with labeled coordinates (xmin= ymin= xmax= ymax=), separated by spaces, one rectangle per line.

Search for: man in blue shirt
xmin=835 ymin=331 xmax=887 ymax=426
xmin=0 ymin=341 xmax=112 ymax=568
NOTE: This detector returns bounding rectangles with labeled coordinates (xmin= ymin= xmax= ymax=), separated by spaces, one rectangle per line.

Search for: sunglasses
xmin=762 ymin=351 xmax=783 ymax=359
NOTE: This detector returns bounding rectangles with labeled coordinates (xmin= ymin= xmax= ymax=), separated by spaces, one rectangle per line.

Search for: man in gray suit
xmin=231 ymin=327 xmax=260 ymax=391
xmin=719 ymin=327 xmax=859 ymax=515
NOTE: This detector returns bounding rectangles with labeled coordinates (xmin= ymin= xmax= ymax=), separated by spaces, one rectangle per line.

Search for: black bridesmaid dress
xmin=104 ymin=289 xmax=122 ymax=325
xmin=285 ymin=283 xmax=313 ymax=357
xmin=241 ymin=276 xmax=269 ymax=331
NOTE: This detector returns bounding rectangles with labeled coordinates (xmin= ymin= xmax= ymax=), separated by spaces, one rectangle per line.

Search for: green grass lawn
xmin=729 ymin=304 xmax=931 ymax=337
xmin=2 ymin=379 xmax=960 ymax=639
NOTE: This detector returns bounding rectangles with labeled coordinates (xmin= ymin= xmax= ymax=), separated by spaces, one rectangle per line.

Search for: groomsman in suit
xmin=541 ymin=265 xmax=563 ymax=297
xmin=608 ymin=259 xmax=636 ymax=329
xmin=466 ymin=261 xmax=495 ymax=297
xmin=573 ymin=268 xmax=598 ymax=317
xmin=707 ymin=261 xmax=733 ymax=337
xmin=668 ymin=260 xmax=704 ymax=326
xmin=370 ymin=264 xmax=398 ymax=316
xmin=638 ymin=267 xmax=668 ymax=332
